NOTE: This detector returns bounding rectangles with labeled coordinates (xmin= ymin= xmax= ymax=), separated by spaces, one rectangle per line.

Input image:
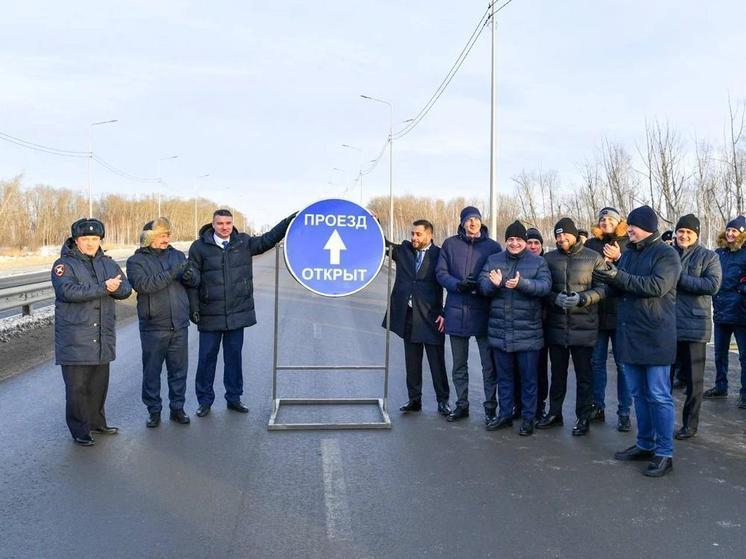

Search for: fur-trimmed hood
xmin=591 ymin=219 xmax=628 ymax=241
xmin=717 ymin=230 xmax=746 ymax=251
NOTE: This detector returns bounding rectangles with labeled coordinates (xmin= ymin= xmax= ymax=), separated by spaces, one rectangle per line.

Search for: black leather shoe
xmin=486 ymin=416 xmax=513 ymax=431
xmin=675 ymin=426 xmax=697 ymax=440
xmin=446 ymin=406 xmax=469 ymax=422
xmin=437 ymin=401 xmax=452 ymax=416
xmin=703 ymin=387 xmax=727 ymax=399
xmin=519 ymin=420 xmax=535 ymax=436
xmin=73 ymin=435 xmax=95 ymax=446
xmin=484 ymin=412 xmax=497 ymax=425
xmin=196 ymin=404 xmax=211 ymax=417
xmin=91 ymin=425 xmax=119 ymax=435
xmin=227 ymin=401 xmax=249 ymax=413
xmin=617 ymin=415 xmax=631 ymax=432
xmin=588 ymin=406 xmax=605 ymax=423
xmin=536 ymin=414 xmax=563 ymax=429
xmin=146 ymin=413 xmax=161 ymax=428
xmin=170 ymin=409 xmax=191 ymax=424
xmin=644 ymin=456 xmax=673 ymax=477
xmin=572 ymin=418 xmax=590 ymax=436
xmin=738 ymin=396 xmax=746 ymax=409
xmin=511 ymin=407 xmax=521 ymax=420
xmin=399 ymin=400 xmax=422 ymax=412
xmin=672 ymin=379 xmax=687 ymax=390
xmin=614 ymin=445 xmax=655 ymax=461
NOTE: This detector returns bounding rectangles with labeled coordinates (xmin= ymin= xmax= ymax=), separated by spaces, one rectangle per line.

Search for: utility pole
xmin=488 ymin=1 xmax=498 ymax=237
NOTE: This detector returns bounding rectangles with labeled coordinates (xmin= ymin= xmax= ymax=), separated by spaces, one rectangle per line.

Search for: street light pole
xmin=193 ymin=173 xmax=210 ymax=239
xmin=88 ymin=119 xmax=118 ymax=218
xmin=157 ymin=155 xmax=179 ymax=217
xmin=488 ymin=1 xmax=498 ymax=237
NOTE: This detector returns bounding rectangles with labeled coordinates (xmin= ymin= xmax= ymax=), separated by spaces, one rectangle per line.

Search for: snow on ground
xmin=0 ymin=306 xmax=54 ymax=342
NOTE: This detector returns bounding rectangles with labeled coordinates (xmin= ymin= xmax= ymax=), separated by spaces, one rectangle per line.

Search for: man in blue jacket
xmin=594 ymin=206 xmax=681 ymax=477
xmin=52 ymin=218 xmax=132 ymax=446
xmin=189 ymin=209 xmax=295 ymax=417
xmin=436 ymin=207 xmax=502 ymax=423
xmin=705 ymin=215 xmax=746 ymax=408
xmin=127 ymin=218 xmax=200 ymax=428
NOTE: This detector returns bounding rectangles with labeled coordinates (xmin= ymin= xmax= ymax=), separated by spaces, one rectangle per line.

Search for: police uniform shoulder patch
xmin=54 ymin=264 xmax=65 ymax=277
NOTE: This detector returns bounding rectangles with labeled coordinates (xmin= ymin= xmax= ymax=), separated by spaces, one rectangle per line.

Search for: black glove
xmin=190 ymin=310 xmax=200 ymax=324
xmin=181 ymin=261 xmax=194 ymax=283
xmin=170 ymin=260 xmax=189 ymax=279
xmin=593 ymin=263 xmax=618 ymax=284
xmin=456 ymin=279 xmax=478 ymax=293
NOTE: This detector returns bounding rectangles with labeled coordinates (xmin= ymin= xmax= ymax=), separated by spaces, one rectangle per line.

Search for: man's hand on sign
xmin=435 ymin=315 xmax=445 ymax=333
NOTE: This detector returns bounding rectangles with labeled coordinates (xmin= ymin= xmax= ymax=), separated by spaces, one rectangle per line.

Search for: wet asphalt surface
xmin=1 ymin=249 xmax=745 ymax=559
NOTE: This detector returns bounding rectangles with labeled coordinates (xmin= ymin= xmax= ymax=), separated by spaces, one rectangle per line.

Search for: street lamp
xmin=193 ymin=173 xmax=210 ymax=239
xmin=88 ymin=119 xmax=118 ymax=217
xmin=157 ymin=155 xmax=179 ymax=216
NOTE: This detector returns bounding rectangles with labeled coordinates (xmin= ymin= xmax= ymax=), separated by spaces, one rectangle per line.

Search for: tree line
xmin=372 ymin=100 xmax=745 ymax=249
xmin=0 ymin=175 xmax=252 ymax=252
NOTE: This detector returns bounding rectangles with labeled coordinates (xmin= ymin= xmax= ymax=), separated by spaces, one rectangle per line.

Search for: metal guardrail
xmin=0 ymin=258 xmax=128 ymax=316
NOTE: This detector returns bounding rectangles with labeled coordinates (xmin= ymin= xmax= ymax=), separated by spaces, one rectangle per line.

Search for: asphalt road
xmin=1 ymin=249 xmax=745 ymax=559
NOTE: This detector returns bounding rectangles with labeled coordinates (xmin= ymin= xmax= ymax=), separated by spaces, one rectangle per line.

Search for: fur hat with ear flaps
xmin=140 ymin=217 xmax=172 ymax=247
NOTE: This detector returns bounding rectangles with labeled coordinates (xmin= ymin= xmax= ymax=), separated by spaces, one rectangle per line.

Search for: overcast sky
xmin=1 ymin=1 xmax=745 ymax=228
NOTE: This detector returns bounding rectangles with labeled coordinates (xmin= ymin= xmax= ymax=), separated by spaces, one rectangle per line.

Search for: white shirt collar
xmin=214 ymin=233 xmax=230 ymax=248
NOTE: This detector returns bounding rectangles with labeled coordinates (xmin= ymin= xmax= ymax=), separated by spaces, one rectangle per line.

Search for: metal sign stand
xmin=267 ymin=242 xmax=393 ymax=430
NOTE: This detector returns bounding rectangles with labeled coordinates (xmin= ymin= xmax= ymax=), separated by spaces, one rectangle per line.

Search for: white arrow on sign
xmin=323 ymin=229 xmax=347 ymax=265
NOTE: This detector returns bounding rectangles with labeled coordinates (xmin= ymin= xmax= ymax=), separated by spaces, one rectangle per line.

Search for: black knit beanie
xmin=526 ymin=227 xmax=543 ymax=244
xmin=505 ymin=220 xmax=527 ymax=241
xmin=675 ymin=214 xmax=700 ymax=236
xmin=553 ymin=217 xmax=578 ymax=239
xmin=627 ymin=205 xmax=658 ymax=233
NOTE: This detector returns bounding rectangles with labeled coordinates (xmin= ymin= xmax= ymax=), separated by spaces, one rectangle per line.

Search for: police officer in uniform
xmin=52 ymin=218 xmax=132 ymax=446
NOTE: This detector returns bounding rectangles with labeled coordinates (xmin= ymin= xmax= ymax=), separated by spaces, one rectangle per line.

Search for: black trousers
xmin=675 ymin=341 xmax=706 ymax=431
xmin=141 ymin=328 xmax=188 ymax=414
xmin=61 ymin=364 xmax=110 ymax=438
xmin=403 ymin=309 xmax=450 ymax=403
xmin=548 ymin=345 xmax=593 ymax=420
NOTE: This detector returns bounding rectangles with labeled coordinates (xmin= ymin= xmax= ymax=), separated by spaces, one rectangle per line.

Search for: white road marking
xmin=321 ymin=438 xmax=352 ymax=541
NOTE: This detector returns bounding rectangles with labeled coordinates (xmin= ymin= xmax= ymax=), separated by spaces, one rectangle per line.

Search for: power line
xmin=392 ymin=0 xmax=515 ymax=140
xmin=0 ymin=131 xmax=88 ymax=158
xmin=93 ymin=156 xmax=159 ymax=183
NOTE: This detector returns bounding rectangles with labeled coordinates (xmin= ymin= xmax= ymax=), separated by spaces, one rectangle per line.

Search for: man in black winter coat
xmin=584 ymin=207 xmax=632 ymax=432
xmin=384 ymin=219 xmax=450 ymax=416
xmin=127 ymin=218 xmax=201 ymax=428
xmin=594 ymin=205 xmax=681 ymax=478
xmin=670 ymin=214 xmax=722 ymax=440
xmin=537 ymin=217 xmax=607 ymax=436
xmin=189 ymin=209 xmax=295 ymax=417
xmin=52 ymin=218 xmax=132 ymax=446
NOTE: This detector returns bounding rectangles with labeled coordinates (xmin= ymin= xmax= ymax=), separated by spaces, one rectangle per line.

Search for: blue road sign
xmin=284 ymin=199 xmax=385 ymax=297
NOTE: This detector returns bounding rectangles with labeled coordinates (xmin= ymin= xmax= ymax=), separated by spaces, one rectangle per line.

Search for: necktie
xmin=415 ymin=250 xmax=425 ymax=272
xmin=222 ymin=241 xmax=228 ymax=249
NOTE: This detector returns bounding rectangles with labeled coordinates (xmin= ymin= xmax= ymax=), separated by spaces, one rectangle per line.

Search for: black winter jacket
xmin=544 ymin=242 xmax=608 ymax=347
xmin=188 ymin=218 xmax=292 ymax=332
xmin=478 ymin=249 xmax=552 ymax=352
xmin=584 ymin=222 xmax=629 ymax=330
xmin=52 ymin=240 xmax=132 ymax=366
xmin=127 ymin=246 xmax=200 ymax=332
xmin=609 ymin=232 xmax=681 ymax=365
xmin=674 ymin=242 xmax=721 ymax=342
xmin=383 ymin=241 xmax=444 ymax=345
xmin=713 ymin=231 xmax=746 ymax=325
